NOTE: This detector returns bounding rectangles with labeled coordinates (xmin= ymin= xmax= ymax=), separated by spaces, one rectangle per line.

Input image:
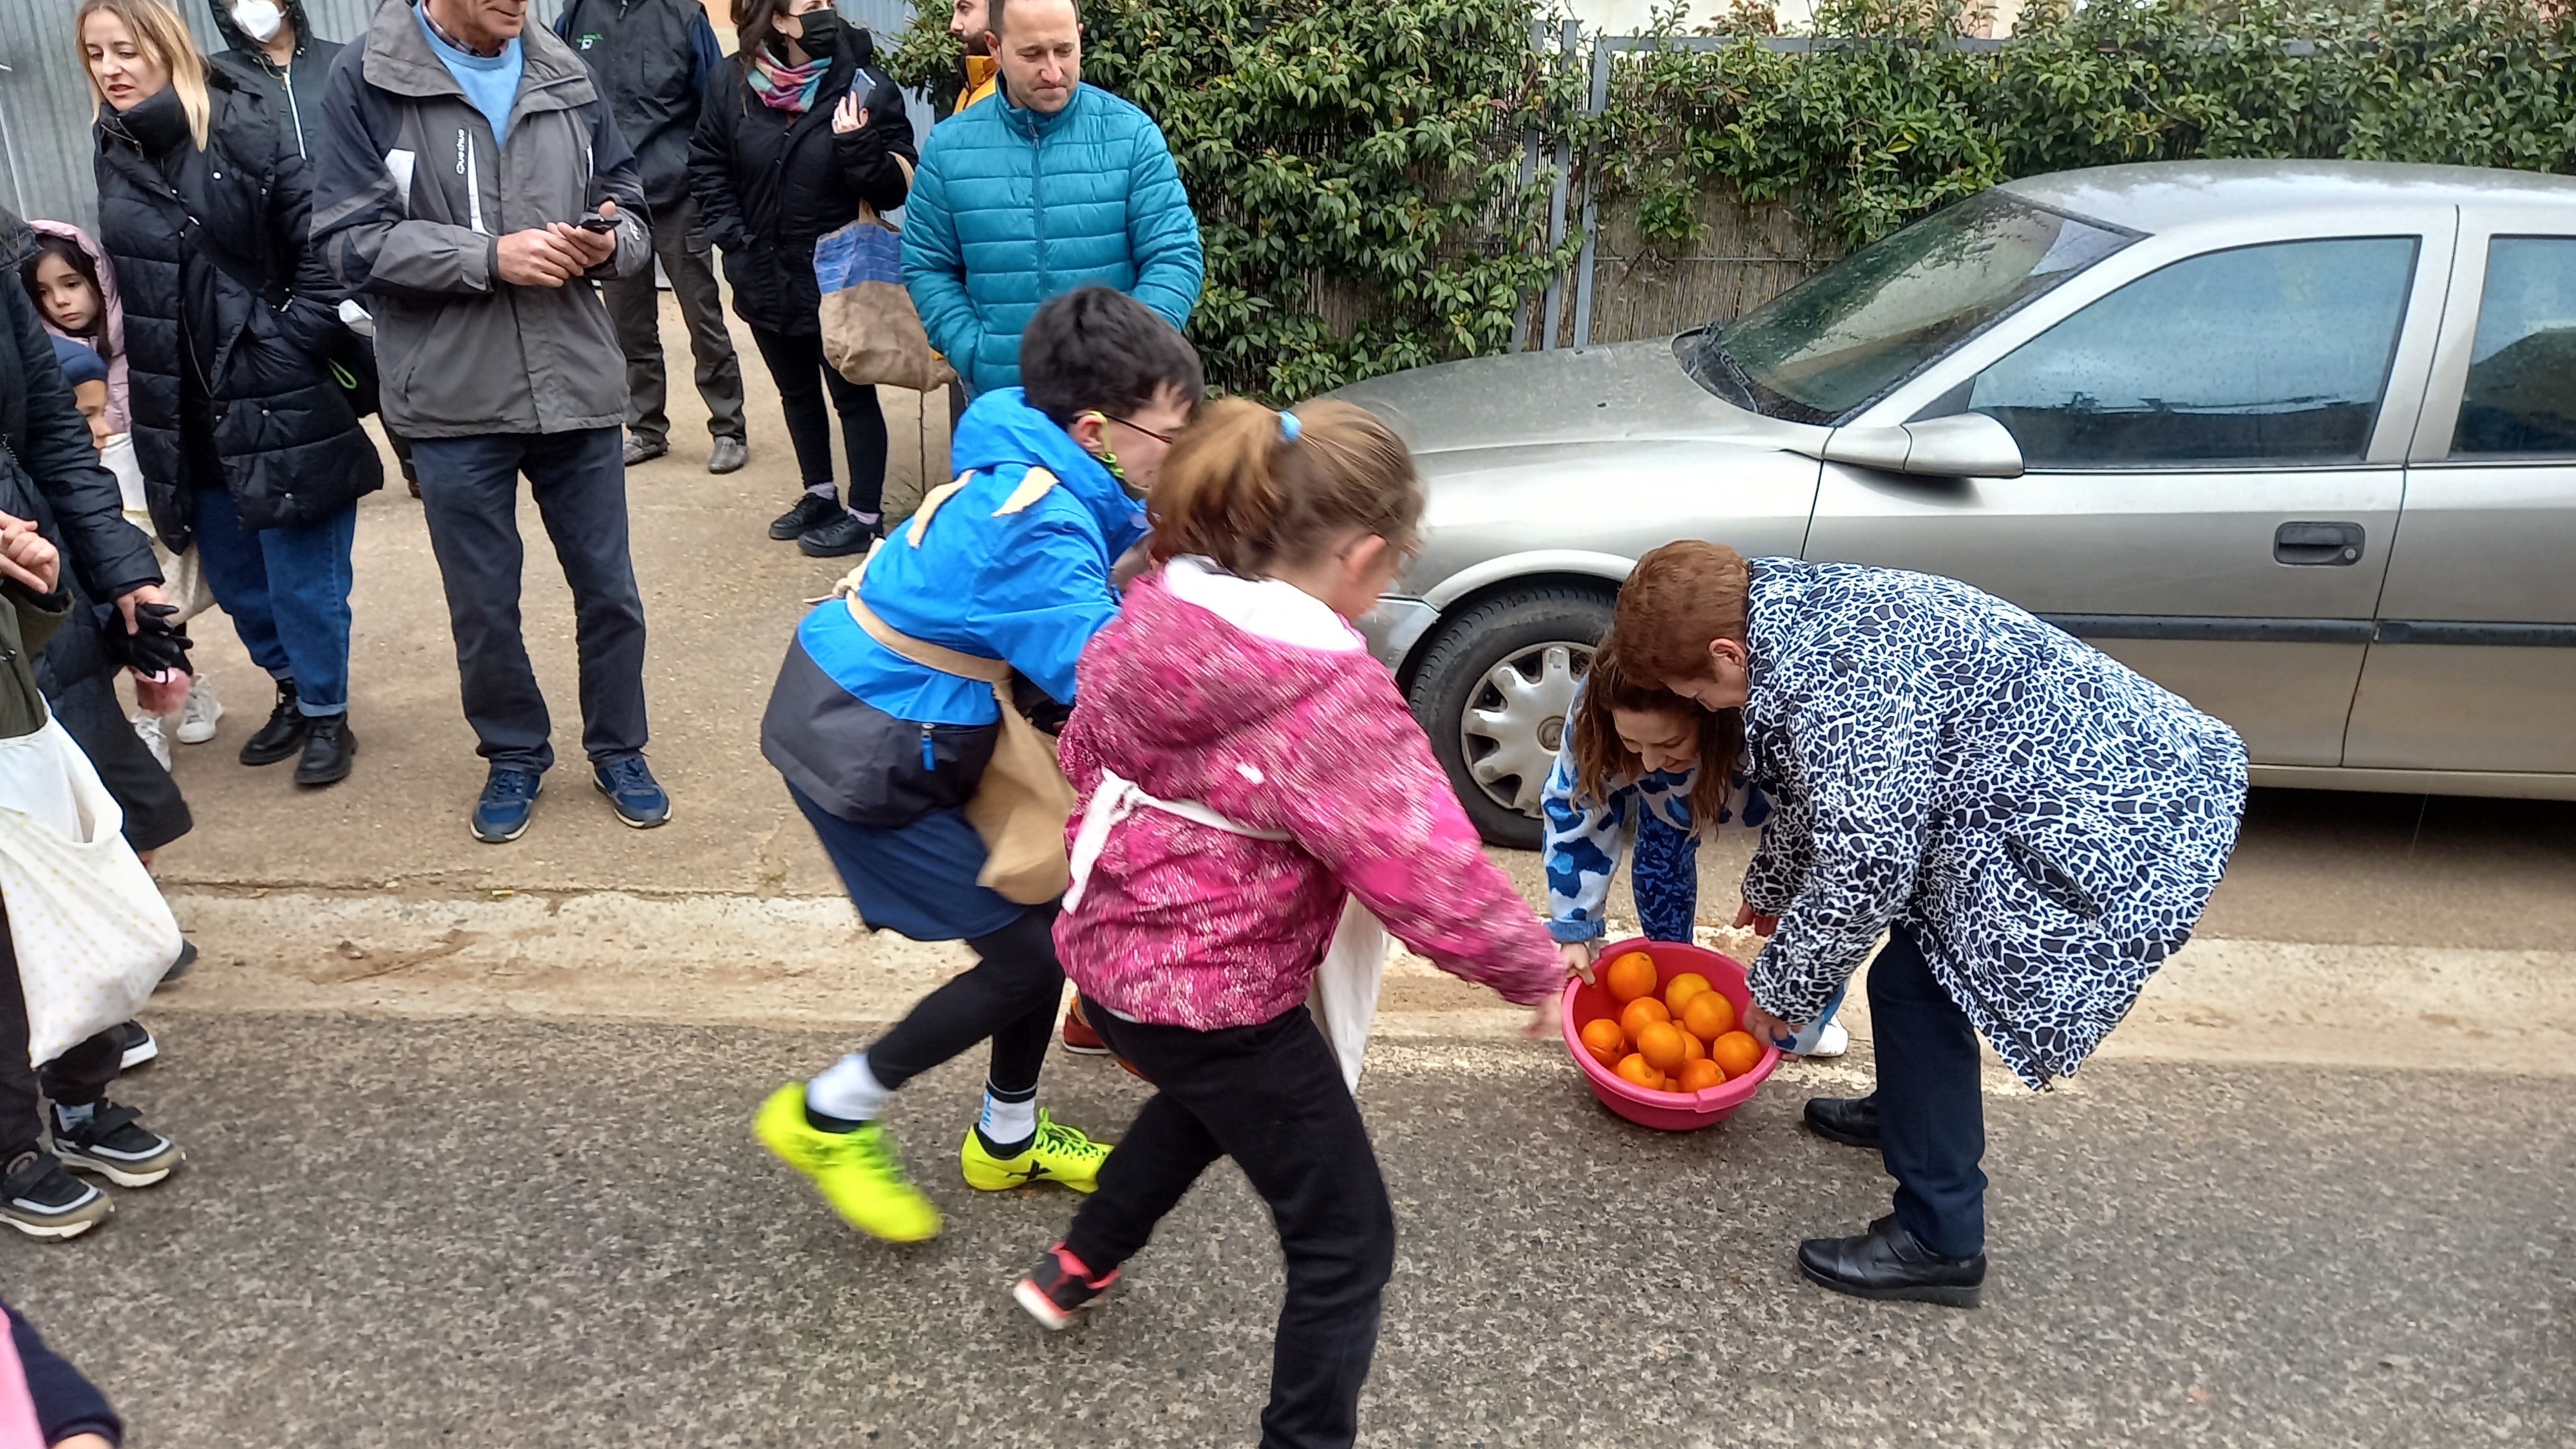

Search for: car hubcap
xmin=1461 ymin=643 xmax=1591 ymax=817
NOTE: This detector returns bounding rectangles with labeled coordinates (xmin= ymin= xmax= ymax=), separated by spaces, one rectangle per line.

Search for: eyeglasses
xmin=1108 ymin=415 xmax=1178 ymax=446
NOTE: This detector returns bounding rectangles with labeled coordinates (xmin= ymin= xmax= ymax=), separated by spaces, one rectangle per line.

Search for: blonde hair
xmin=77 ymin=0 xmax=211 ymax=151
xmin=1147 ymin=399 xmax=1423 ymax=578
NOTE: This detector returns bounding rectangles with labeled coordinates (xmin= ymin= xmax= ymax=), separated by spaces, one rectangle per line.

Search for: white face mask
xmin=231 ymin=0 xmax=285 ymax=43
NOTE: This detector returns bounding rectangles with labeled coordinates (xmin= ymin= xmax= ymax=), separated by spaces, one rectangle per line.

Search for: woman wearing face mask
xmin=202 ymin=0 xmax=336 ymax=157
xmin=752 ymin=288 xmax=1202 ymax=1244
xmin=81 ymin=0 xmax=381 ymax=788
xmin=688 ymin=0 xmax=916 ymax=558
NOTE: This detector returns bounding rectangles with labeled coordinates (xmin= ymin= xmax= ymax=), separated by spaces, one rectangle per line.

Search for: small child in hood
xmin=1012 ymin=398 xmax=1566 ymax=1448
xmin=18 ymin=225 xmax=222 ymax=758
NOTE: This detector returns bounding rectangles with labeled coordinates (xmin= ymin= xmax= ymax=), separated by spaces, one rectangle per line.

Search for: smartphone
xmin=576 ymin=213 xmax=619 ymax=233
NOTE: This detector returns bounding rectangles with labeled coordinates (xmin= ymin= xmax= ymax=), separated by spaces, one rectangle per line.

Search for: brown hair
xmin=1613 ymin=540 xmax=1751 ymax=686
xmin=76 ymin=0 xmax=211 ymax=151
xmin=1147 ymin=399 xmax=1422 ymax=576
xmin=1570 ymin=641 xmax=1742 ymax=838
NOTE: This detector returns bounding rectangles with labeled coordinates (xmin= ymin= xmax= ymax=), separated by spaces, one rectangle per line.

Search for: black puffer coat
xmin=687 ymin=33 xmax=915 ymax=337
xmin=95 ymin=71 xmax=380 ymax=550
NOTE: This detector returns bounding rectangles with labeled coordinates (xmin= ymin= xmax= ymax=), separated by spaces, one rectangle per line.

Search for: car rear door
xmin=1801 ymin=214 xmax=2454 ymax=766
xmin=2344 ymin=212 xmax=2576 ymax=777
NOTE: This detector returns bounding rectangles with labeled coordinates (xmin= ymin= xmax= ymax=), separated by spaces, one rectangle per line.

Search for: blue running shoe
xmin=593 ymin=755 xmax=671 ymax=829
xmin=473 ymin=767 xmax=544 ymax=844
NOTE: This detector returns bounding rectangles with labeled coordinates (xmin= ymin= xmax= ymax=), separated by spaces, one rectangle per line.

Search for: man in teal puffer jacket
xmin=900 ymin=0 xmax=1202 ymax=395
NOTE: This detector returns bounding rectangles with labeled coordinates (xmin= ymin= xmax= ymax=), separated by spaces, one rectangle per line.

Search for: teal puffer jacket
xmin=900 ymin=84 xmax=1202 ymax=393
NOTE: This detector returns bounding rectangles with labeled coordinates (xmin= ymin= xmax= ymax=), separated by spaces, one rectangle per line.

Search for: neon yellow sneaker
xmin=752 ymin=1083 xmax=942 ymax=1242
xmin=960 ymin=1110 xmax=1113 ymax=1194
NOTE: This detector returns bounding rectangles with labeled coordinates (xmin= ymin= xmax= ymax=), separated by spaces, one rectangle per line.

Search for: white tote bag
xmin=0 ymin=718 xmax=183 ymax=1066
xmin=1066 ymin=770 xmax=1389 ymax=1092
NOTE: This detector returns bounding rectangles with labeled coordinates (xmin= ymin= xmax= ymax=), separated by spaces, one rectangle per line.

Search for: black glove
xmin=106 ymin=600 xmax=193 ymax=677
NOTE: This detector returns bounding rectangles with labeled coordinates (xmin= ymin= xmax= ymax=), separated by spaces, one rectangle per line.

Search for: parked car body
xmin=1337 ymin=160 xmax=2576 ymax=848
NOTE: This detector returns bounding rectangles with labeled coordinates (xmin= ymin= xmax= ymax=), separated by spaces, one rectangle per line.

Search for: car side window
xmin=1967 ymin=237 xmax=2419 ymax=468
xmin=2451 ymin=236 xmax=2576 ymax=458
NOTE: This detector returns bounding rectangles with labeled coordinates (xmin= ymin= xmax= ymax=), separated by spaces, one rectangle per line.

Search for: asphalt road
xmin=6 ymin=1014 xmax=2566 ymax=1448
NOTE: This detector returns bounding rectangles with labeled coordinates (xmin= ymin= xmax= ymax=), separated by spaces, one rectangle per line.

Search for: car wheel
xmin=1407 ymin=585 xmax=1616 ymax=850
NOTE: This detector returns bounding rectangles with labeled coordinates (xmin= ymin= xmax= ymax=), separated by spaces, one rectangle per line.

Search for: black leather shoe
xmin=797 ymin=511 xmax=877 ymax=558
xmin=293 ymin=715 xmax=356 ymax=787
xmin=239 ymin=680 xmax=308 ymax=766
xmin=770 ymin=491 xmax=841 ymax=540
xmin=1798 ymin=1215 xmax=1985 ymax=1308
xmin=1803 ymin=1095 xmax=1880 ymax=1149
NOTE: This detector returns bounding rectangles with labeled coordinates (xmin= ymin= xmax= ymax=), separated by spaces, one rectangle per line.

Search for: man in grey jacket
xmin=555 ymin=0 xmax=748 ymax=473
xmin=311 ymin=0 xmax=671 ymax=844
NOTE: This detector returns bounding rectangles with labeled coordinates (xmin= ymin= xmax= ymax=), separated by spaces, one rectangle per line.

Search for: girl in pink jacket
xmin=1011 ymin=399 xmax=1562 ymax=1449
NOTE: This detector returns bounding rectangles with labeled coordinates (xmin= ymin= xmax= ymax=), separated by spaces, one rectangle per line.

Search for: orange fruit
xmin=1614 ymin=1053 xmax=1662 ymax=1090
xmin=1678 ymin=1028 xmax=1706 ymax=1061
xmin=1636 ymin=1021 xmax=1687 ymax=1073
xmin=1578 ymin=1018 xmax=1626 ymax=1068
xmin=1676 ymin=1058 xmax=1725 ymax=1092
xmin=1663 ymin=972 xmax=1712 ymax=1014
xmin=1618 ymin=998 xmax=1671 ymax=1042
xmin=1711 ymin=1030 xmax=1763 ymax=1078
xmin=1604 ymin=952 xmax=1659 ymax=1004
xmin=1681 ymin=991 xmax=1736 ymax=1043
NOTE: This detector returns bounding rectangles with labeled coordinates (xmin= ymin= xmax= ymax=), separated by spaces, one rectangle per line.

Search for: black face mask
xmin=772 ymin=8 xmax=838 ymax=60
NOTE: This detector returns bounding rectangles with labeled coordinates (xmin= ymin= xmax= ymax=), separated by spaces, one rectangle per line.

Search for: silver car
xmin=1338 ymin=160 xmax=2576 ymax=847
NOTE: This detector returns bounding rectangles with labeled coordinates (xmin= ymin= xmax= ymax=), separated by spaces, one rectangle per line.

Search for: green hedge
xmin=887 ymin=0 xmax=2576 ymax=399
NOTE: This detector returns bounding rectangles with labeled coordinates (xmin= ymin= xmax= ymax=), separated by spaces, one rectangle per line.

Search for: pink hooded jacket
xmin=28 ymin=222 xmax=129 ymax=435
xmin=1055 ymin=560 xmax=1561 ymax=1030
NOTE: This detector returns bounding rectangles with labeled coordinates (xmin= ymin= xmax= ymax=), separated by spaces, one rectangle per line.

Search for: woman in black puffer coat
xmin=84 ymin=0 xmax=378 ymax=788
xmin=689 ymin=0 xmax=914 ymax=559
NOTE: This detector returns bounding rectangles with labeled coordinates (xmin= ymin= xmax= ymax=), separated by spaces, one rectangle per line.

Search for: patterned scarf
xmin=747 ymin=47 xmax=826 ymax=114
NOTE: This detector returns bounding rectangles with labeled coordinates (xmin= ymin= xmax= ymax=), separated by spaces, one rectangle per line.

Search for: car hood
xmin=1326 ymin=338 xmax=1824 ymax=461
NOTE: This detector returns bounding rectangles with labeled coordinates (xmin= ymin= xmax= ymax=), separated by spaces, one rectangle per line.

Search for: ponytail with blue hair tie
xmin=1278 ymin=409 xmax=1301 ymax=442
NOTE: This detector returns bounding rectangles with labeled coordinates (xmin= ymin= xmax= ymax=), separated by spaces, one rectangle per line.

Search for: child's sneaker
xmin=130 ymin=714 xmax=171 ymax=769
xmin=113 ymin=1019 xmax=158 ymax=1070
xmin=52 ymin=1101 xmax=182 ymax=1187
xmin=751 ymin=1083 xmax=941 ymax=1242
xmin=176 ymin=673 xmax=223 ymax=744
xmin=1059 ymin=999 xmax=1111 ymax=1056
xmin=960 ymin=1110 xmax=1111 ymax=1194
xmin=0 ymin=1150 xmax=111 ymax=1240
xmin=1014 ymin=1242 xmax=1118 ymax=1331
xmin=1807 ymin=1020 xmax=1850 ymax=1058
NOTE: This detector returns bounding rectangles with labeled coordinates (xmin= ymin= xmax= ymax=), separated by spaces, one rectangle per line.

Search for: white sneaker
xmin=1807 ymin=1019 xmax=1851 ymax=1059
xmin=130 ymin=714 xmax=171 ymax=770
xmin=176 ymin=674 xmax=222 ymax=744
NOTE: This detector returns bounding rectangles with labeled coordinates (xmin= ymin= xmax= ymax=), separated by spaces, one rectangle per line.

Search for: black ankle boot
xmin=1797 ymin=1215 xmax=1986 ymax=1308
xmin=293 ymin=714 xmax=357 ymax=787
xmin=240 ymin=680 xmax=308 ymax=766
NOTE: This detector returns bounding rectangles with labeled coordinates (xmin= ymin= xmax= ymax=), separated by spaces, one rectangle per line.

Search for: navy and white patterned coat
xmin=1738 ymin=558 xmax=2248 ymax=1088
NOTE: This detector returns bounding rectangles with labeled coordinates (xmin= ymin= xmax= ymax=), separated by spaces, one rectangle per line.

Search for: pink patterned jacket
xmin=1054 ymin=560 xmax=1562 ymax=1030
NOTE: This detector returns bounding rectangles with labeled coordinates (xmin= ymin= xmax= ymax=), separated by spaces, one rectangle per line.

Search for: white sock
xmin=805 ymin=1052 xmax=892 ymax=1123
xmin=978 ymin=1087 xmax=1036 ymax=1149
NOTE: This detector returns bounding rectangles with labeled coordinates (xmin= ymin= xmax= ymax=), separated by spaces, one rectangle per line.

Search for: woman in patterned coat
xmin=1613 ymin=540 xmax=2249 ymax=1308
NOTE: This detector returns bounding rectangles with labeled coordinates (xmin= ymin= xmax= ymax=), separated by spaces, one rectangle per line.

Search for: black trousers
xmin=48 ymin=670 xmax=191 ymax=852
xmin=411 ymin=427 xmax=649 ymax=773
xmin=1866 ymin=925 xmax=1989 ymax=1258
xmin=864 ymin=906 xmax=1061 ymax=1096
xmin=0 ymin=916 xmax=120 ymax=1162
xmin=602 ymin=194 xmax=746 ymax=449
xmin=1066 ymin=1000 xmax=1395 ymax=1449
xmin=747 ymin=325 xmax=886 ymax=512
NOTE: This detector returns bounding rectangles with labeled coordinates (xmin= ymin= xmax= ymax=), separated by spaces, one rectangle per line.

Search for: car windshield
xmin=1685 ymin=191 xmax=2137 ymax=424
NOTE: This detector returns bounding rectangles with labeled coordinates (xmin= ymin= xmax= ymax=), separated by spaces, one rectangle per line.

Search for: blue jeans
xmin=410 ymin=427 xmax=647 ymax=773
xmin=189 ymin=485 xmax=356 ymax=715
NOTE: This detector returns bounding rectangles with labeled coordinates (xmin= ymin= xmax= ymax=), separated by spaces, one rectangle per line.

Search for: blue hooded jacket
xmin=793 ymin=387 xmax=1145 ymax=728
xmin=899 ymin=82 xmax=1202 ymax=394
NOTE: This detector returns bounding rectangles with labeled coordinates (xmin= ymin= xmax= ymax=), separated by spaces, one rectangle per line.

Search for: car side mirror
xmin=1810 ymin=413 xmax=2024 ymax=479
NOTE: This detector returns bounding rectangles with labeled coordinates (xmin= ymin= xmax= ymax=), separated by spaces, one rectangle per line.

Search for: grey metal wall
xmin=0 ymin=0 xmax=915 ymax=231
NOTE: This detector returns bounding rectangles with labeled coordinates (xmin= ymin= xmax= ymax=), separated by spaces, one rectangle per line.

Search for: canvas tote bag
xmin=815 ymin=175 xmax=955 ymax=393
xmin=0 ymin=718 xmax=183 ymax=1066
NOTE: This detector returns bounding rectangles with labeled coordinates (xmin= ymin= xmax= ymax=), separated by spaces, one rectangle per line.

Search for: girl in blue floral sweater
xmin=1540 ymin=644 xmax=1847 ymax=1056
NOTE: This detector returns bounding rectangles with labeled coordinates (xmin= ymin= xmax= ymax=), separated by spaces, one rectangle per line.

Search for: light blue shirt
xmin=416 ymin=4 xmax=524 ymax=146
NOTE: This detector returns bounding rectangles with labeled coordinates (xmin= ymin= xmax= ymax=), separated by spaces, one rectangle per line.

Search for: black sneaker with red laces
xmin=1013 ymin=1243 xmax=1119 ymax=1331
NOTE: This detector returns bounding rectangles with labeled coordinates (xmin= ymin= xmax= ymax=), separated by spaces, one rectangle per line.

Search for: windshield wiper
xmin=1678 ymin=323 xmax=1759 ymax=413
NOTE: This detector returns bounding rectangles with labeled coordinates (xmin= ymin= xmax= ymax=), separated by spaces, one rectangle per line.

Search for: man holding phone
xmin=312 ymin=0 xmax=672 ymax=845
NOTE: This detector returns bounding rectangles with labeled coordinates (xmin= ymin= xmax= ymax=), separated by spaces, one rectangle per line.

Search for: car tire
xmin=1406 ymin=584 xmax=1617 ymax=850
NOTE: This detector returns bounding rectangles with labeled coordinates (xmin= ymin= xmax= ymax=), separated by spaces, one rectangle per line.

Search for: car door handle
xmin=2275 ymin=521 xmax=2366 ymax=566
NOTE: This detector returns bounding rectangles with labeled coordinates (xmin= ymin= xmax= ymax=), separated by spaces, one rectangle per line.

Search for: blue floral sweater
xmin=1539 ymin=687 xmax=1768 ymax=947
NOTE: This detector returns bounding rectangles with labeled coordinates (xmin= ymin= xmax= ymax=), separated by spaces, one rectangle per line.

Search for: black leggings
xmin=864 ymin=905 xmax=1063 ymax=1096
xmin=748 ymin=325 xmax=887 ymax=512
xmin=0 ymin=914 xmax=123 ymax=1161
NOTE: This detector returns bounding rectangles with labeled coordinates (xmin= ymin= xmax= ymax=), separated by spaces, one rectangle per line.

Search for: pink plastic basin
xmin=1560 ymin=938 xmax=1779 ymax=1131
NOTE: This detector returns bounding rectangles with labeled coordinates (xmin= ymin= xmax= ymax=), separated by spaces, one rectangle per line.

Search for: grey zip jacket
xmin=309 ymin=1 xmax=649 ymax=439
